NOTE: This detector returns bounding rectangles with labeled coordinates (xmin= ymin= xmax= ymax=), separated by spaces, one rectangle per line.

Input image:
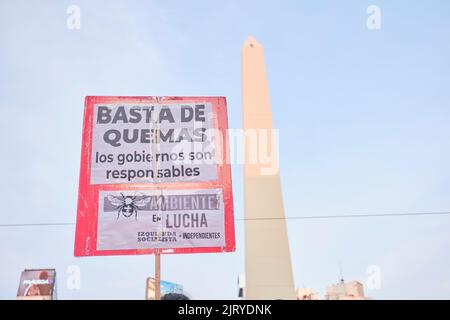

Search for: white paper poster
xmin=90 ymin=103 xmax=218 ymax=184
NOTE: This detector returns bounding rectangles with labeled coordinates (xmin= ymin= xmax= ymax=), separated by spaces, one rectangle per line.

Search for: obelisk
xmin=242 ymin=36 xmax=296 ymax=300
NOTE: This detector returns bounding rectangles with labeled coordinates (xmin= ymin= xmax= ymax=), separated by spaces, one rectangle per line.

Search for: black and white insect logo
xmin=105 ymin=193 xmax=151 ymax=220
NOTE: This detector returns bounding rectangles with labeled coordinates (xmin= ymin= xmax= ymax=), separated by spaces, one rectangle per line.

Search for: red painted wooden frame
xmin=74 ymin=96 xmax=235 ymax=256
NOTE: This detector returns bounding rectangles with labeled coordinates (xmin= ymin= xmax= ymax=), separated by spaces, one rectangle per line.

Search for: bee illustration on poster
xmin=105 ymin=193 xmax=152 ymax=220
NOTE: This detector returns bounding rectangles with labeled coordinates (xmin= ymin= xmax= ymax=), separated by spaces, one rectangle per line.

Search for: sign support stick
xmin=155 ymin=250 xmax=161 ymax=300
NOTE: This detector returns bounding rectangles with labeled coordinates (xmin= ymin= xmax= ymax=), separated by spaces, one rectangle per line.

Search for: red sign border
xmin=74 ymin=96 xmax=235 ymax=256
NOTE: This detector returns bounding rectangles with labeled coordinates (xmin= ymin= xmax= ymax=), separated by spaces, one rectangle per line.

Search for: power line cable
xmin=235 ymin=211 xmax=450 ymax=221
xmin=0 ymin=211 xmax=449 ymax=227
xmin=0 ymin=222 xmax=75 ymax=227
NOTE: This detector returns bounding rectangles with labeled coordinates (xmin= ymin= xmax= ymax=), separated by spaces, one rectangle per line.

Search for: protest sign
xmin=74 ymin=96 xmax=234 ymax=256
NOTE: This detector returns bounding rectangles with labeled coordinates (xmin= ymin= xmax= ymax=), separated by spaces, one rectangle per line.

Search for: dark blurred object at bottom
xmin=162 ymin=293 xmax=190 ymax=300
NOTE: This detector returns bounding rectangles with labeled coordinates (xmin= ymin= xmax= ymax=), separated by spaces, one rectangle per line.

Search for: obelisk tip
xmin=243 ymin=35 xmax=261 ymax=48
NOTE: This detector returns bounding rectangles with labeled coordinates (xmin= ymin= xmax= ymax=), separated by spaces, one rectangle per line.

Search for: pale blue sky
xmin=1 ymin=0 xmax=450 ymax=299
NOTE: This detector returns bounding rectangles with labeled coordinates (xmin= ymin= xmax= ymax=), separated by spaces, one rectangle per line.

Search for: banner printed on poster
xmin=97 ymin=188 xmax=225 ymax=251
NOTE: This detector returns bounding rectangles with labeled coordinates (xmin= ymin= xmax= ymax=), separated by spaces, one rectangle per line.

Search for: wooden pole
xmin=155 ymin=251 xmax=161 ymax=300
